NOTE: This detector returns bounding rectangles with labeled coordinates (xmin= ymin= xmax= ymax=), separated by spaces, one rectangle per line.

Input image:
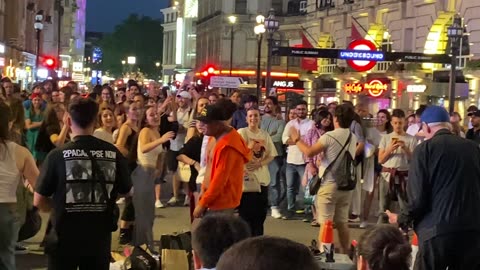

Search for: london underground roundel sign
xmin=347 ymin=39 xmax=378 ymax=72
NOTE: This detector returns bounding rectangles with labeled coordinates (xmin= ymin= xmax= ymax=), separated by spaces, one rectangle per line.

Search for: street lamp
xmin=127 ymin=56 xmax=136 ymax=65
xmin=254 ymin=15 xmax=265 ymax=99
xmin=228 ymin=15 xmax=237 ymax=76
xmin=155 ymin=62 xmax=160 ymax=67
xmin=34 ymin=11 xmax=44 ymax=81
xmin=264 ymin=9 xmax=279 ymax=96
xmin=121 ymin=60 xmax=126 ymax=65
xmin=447 ymin=14 xmax=464 ymax=114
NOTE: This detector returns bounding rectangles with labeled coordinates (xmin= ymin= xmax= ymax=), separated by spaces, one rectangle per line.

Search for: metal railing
xmin=318 ymin=64 xmax=337 ymax=74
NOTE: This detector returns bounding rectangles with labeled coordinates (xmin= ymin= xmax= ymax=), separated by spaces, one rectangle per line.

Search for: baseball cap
xmin=176 ymin=91 xmax=192 ymax=99
xmin=195 ymin=104 xmax=226 ymax=123
xmin=420 ymin=105 xmax=450 ymax=124
xmin=468 ymin=110 xmax=480 ymax=117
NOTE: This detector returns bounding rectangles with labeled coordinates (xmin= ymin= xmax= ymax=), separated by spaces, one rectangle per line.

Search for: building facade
xmin=161 ymin=0 xmax=197 ymax=85
xmin=0 ymin=0 xmax=86 ymax=88
xmin=297 ymin=0 xmax=480 ymax=115
xmin=195 ymin=0 xmax=480 ymax=116
xmin=195 ymin=0 xmax=307 ymax=101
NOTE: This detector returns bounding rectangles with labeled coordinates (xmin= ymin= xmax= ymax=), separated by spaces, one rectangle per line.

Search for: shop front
xmin=313 ymin=77 xmax=339 ymax=106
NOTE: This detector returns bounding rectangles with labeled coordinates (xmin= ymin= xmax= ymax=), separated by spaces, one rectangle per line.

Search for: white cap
xmin=176 ymin=91 xmax=192 ymax=99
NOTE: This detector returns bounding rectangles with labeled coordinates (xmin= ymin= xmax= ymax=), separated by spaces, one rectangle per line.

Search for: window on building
xmin=166 ymin=14 xmax=170 ymax=23
xmin=272 ymin=0 xmax=283 ymax=15
xmin=235 ymin=0 xmax=247 ymax=14
xmin=289 ymin=56 xmax=301 ymax=67
xmin=381 ymin=32 xmax=392 ymax=52
xmin=403 ymin=28 xmax=413 ymax=52
xmin=317 ymin=0 xmax=335 ymax=10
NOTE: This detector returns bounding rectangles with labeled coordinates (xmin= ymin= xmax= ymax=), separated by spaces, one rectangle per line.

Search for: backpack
xmin=329 ymin=133 xmax=357 ymax=191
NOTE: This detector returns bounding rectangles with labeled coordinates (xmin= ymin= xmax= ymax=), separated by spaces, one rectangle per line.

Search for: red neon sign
xmin=364 ymin=80 xmax=387 ymax=97
xmin=343 ymin=80 xmax=388 ymax=97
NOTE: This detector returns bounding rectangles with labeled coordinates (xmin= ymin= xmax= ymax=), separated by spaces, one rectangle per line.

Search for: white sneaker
xmin=359 ymin=221 xmax=368 ymax=229
xmin=116 ymin=198 xmax=125 ymax=204
xmin=183 ymin=196 xmax=190 ymax=206
xmin=271 ymin=208 xmax=282 ymax=219
xmin=155 ymin=200 xmax=165 ymax=208
xmin=167 ymin=197 xmax=178 ymax=205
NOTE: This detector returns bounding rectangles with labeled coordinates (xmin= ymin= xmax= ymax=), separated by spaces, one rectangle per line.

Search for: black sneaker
xmin=15 ymin=244 xmax=29 ymax=255
xmin=119 ymin=227 xmax=133 ymax=245
xmin=281 ymin=211 xmax=295 ymax=220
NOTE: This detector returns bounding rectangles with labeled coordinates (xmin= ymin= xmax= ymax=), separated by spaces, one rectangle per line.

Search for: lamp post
xmin=264 ymin=9 xmax=279 ymax=96
xmin=254 ymin=15 xmax=265 ymax=99
xmin=447 ymin=14 xmax=464 ymax=114
xmin=156 ymin=62 xmax=161 ymax=80
xmin=228 ymin=15 xmax=237 ymax=76
xmin=34 ymin=12 xmax=44 ymax=82
xmin=121 ymin=60 xmax=126 ymax=76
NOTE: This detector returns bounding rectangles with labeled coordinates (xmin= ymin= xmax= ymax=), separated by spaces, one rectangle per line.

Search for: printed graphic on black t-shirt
xmin=63 ymin=148 xmax=116 ymax=213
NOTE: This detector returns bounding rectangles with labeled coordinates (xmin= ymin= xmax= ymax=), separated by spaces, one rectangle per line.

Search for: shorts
xmin=154 ymin=152 xmax=168 ymax=184
xmin=167 ymin=150 xmax=180 ymax=172
xmin=315 ymin=182 xmax=353 ymax=225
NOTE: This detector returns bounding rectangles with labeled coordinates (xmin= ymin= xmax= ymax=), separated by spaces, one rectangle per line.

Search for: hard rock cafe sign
xmin=344 ymin=80 xmax=388 ymax=97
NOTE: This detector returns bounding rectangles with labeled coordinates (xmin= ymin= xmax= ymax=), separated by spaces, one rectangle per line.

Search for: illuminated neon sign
xmin=344 ymin=83 xmax=363 ymax=94
xmin=343 ymin=80 xmax=388 ymax=97
xmin=364 ymin=80 xmax=388 ymax=97
xmin=344 ymin=39 xmax=380 ymax=72
xmin=339 ymin=51 xmax=384 ymax=61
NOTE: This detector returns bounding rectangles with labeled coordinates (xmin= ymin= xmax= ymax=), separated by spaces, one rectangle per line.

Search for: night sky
xmin=86 ymin=0 xmax=169 ymax=33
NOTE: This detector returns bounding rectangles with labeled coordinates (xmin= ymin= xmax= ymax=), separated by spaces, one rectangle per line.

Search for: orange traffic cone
xmin=320 ymin=220 xmax=334 ymax=257
xmin=410 ymin=233 xmax=418 ymax=270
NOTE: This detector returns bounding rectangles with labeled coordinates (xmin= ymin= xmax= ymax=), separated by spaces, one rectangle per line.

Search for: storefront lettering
xmin=364 ymin=80 xmax=387 ymax=97
xmin=406 ymin=84 xmax=427 ymax=93
xmin=344 ymin=83 xmax=363 ymax=94
xmin=272 ymin=80 xmax=294 ymax=88
xmin=344 ymin=80 xmax=388 ymax=97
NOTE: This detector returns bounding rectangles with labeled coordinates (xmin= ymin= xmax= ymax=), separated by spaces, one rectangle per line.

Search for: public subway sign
xmin=344 ymin=80 xmax=388 ymax=97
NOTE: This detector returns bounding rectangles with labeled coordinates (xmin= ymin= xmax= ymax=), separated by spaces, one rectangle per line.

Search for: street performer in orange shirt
xmin=193 ymin=99 xmax=251 ymax=218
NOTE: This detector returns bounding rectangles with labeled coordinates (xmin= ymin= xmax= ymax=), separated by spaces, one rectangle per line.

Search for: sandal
xmin=311 ymin=220 xmax=320 ymax=227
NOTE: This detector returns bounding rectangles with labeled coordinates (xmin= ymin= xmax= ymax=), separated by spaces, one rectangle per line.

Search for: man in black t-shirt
xmin=34 ymin=98 xmax=132 ymax=270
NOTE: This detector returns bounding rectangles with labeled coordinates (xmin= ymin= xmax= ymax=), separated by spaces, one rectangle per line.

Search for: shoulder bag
xmin=308 ymin=132 xmax=352 ymax=195
xmin=85 ymin=148 xmax=120 ymax=232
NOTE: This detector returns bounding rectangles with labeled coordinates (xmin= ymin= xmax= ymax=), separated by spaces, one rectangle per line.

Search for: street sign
xmin=273 ymin=47 xmax=451 ymax=64
xmin=210 ymin=76 xmax=242 ymax=88
xmin=346 ymin=39 xmax=378 ymax=72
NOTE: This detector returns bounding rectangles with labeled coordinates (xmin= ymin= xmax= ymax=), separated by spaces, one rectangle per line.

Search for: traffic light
xmin=43 ymin=56 xmax=57 ymax=69
xmin=200 ymin=65 xmax=217 ymax=87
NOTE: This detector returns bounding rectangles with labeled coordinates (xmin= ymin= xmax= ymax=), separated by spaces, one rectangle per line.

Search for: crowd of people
xmin=1 ymin=75 xmax=480 ymax=270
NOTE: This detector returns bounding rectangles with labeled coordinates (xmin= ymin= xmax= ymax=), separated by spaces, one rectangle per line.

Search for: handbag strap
xmin=324 ymin=132 xmax=352 ymax=173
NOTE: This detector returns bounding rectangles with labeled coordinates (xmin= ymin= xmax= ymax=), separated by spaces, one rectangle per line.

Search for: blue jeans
xmin=268 ymin=156 xmax=284 ymax=208
xmin=0 ymin=204 xmax=18 ymax=270
xmin=286 ymin=163 xmax=306 ymax=211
